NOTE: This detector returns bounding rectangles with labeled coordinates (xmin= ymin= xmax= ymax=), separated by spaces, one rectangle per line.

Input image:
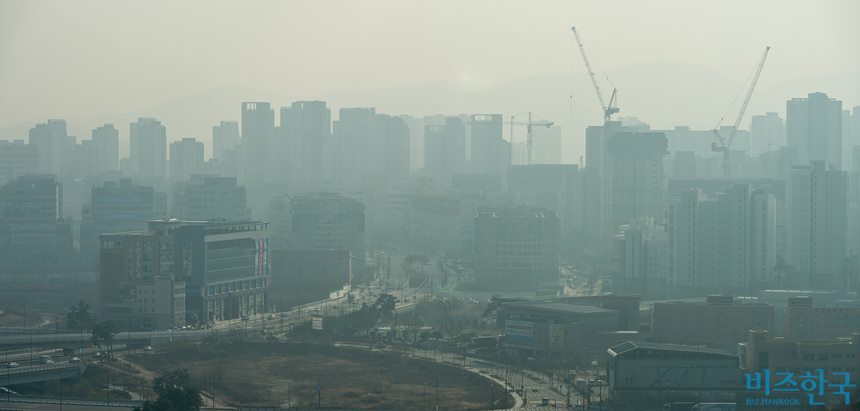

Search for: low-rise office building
xmin=173 ymin=220 xmax=270 ymax=324
xmin=474 ymin=206 xmax=559 ymax=290
xmin=785 ymin=296 xmax=860 ymax=339
xmin=651 ymin=295 xmax=774 ymax=350
xmin=607 ymin=341 xmax=739 ymax=405
xmin=740 ymin=330 xmax=860 ymax=407
xmin=498 ymin=300 xmax=620 ymax=361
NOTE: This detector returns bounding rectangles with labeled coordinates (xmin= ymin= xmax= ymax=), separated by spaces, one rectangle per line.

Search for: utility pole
xmin=317 ymin=374 xmax=321 ymax=409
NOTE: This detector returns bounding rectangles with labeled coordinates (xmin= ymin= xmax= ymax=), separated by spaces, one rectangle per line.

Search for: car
xmin=144 ymin=345 xmax=153 ymax=351
xmin=94 ymin=351 xmax=104 ymax=358
xmin=7 ymin=362 xmax=20 ymax=368
xmin=41 ymin=358 xmax=54 ymax=364
xmin=541 ymin=398 xmax=550 ymax=406
xmin=70 ymin=357 xmax=81 ymax=362
xmin=241 ymin=315 xmax=249 ymax=321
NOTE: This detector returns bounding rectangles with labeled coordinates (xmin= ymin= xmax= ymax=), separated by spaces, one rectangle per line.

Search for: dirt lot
xmin=134 ymin=341 xmax=512 ymax=409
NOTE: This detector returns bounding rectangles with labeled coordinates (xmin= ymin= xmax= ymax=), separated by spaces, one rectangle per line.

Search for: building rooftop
xmin=476 ymin=206 xmax=555 ymax=219
xmin=608 ymin=341 xmax=736 ymax=359
xmin=503 ymin=301 xmax=614 ymax=315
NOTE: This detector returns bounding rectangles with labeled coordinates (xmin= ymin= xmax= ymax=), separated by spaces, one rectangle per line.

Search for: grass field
xmin=135 ymin=341 xmax=513 ymax=409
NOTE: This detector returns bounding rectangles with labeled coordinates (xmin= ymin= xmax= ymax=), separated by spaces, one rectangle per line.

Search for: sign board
xmin=312 ymin=315 xmax=323 ymax=331
xmin=549 ymin=324 xmax=565 ymax=350
xmin=505 ymin=320 xmax=534 ymax=346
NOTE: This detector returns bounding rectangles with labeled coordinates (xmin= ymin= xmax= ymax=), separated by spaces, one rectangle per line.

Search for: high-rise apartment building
xmin=130 ymin=118 xmax=167 ymax=181
xmin=212 ymin=121 xmax=240 ymax=161
xmin=531 ymin=125 xmax=562 ymax=164
xmin=332 ymin=107 xmax=410 ymax=185
xmin=28 ymin=119 xmax=75 ymax=176
xmin=605 ymin=131 xmax=669 ymax=233
xmin=423 ymin=117 xmax=466 ymax=187
xmin=0 ymin=140 xmax=38 ymax=185
xmin=787 ymin=161 xmax=849 ymax=288
xmin=91 ymin=124 xmax=119 ymax=173
xmin=749 ymin=112 xmax=785 ymax=156
xmin=169 ymin=138 xmax=204 ymax=182
xmin=240 ymin=102 xmax=275 ymax=186
xmin=667 ymin=184 xmax=776 ymax=290
xmin=280 ymin=101 xmax=331 ymax=184
xmin=787 ymin=92 xmax=843 ymax=169
xmin=469 ymin=114 xmax=510 ymax=176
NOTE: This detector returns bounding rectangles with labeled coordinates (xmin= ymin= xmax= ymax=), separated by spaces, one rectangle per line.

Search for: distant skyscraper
xmin=241 ymin=102 xmax=275 ymax=186
xmin=332 ymin=107 xmax=410 ymax=185
xmin=787 ymin=161 xmax=848 ymax=288
xmin=172 ymin=175 xmax=250 ymax=221
xmin=667 ymin=184 xmax=776 ymax=290
xmin=81 ymin=178 xmax=167 ymax=256
xmin=424 ymin=117 xmax=466 ymax=187
xmin=531 ymin=125 xmax=562 ymax=164
xmin=750 ymin=112 xmax=785 ymax=155
xmin=212 ymin=121 xmax=240 ymax=160
xmin=280 ymin=101 xmax=331 ymax=184
xmin=605 ymin=131 xmax=668 ymax=233
xmin=0 ymin=175 xmax=73 ymax=272
xmin=787 ymin=92 xmax=843 ymax=169
xmin=269 ymin=192 xmax=365 ymax=268
xmin=169 ymin=138 xmax=204 ymax=182
xmin=28 ymin=119 xmax=75 ymax=176
xmin=91 ymin=124 xmax=119 ymax=173
xmin=130 ymin=118 xmax=167 ymax=180
xmin=0 ymin=140 xmax=38 ymax=185
xmin=469 ymin=114 xmax=509 ymax=176
xmin=72 ymin=139 xmax=98 ymax=178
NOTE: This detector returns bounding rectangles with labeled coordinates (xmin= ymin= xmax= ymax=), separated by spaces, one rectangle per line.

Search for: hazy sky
xmin=1 ymin=0 xmax=858 ymax=159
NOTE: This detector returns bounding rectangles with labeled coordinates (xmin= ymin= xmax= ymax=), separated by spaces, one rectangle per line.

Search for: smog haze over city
xmin=0 ymin=1 xmax=859 ymax=410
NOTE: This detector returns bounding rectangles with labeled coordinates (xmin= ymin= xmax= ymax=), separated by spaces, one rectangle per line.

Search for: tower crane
xmin=571 ymin=26 xmax=619 ymax=124
xmin=506 ymin=112 xmax=553 ymax=165
xmin=712 ymin=46 xmax=770 ymax=177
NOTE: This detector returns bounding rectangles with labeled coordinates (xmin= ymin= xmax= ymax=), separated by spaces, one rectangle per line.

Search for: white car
xmin=7 ymin=362 xmax=20 ymax=368
xmin=70 ymin=357 xmax=81 ymax=362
